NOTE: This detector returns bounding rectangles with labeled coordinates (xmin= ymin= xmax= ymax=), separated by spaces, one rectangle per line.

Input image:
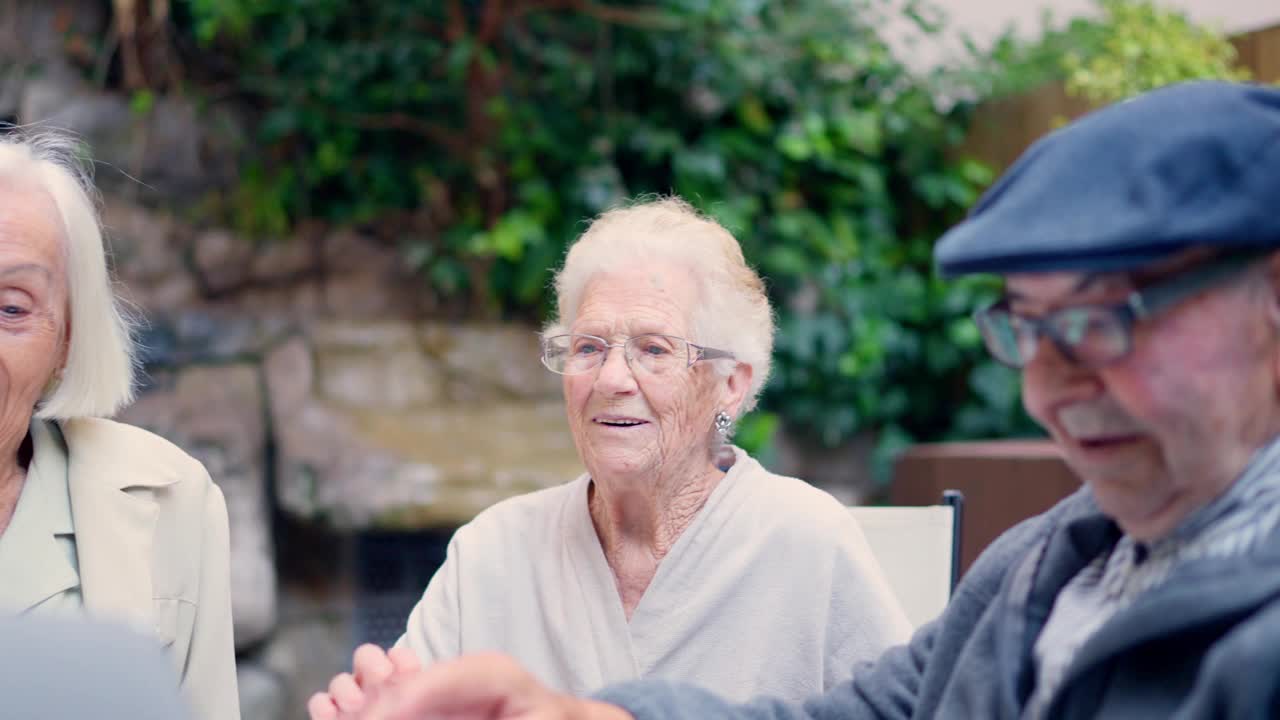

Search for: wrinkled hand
xmin=308 ymin=644 xmax=423 ymax=719
xmin=351 ymin=652 xmax=633 ymax=720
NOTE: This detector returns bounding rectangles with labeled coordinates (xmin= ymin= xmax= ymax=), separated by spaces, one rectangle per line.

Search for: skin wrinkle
xmin=0 ymin=182 xmax=70 ymax=538
xmin=1012 ymin=249 xmax=1280 ymax=542
xmin=569 ymin=262 xmax=750 ymax=618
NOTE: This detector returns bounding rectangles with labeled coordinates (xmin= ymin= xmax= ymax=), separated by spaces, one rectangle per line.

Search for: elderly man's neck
xmin=1118 ymin=429 xmax=1280 ymax=542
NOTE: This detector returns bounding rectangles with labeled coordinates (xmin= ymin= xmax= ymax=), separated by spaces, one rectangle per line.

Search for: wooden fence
xmin=963 ymin=21 xmax=1280 ymax=172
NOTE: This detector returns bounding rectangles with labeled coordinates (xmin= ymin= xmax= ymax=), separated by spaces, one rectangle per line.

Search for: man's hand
xmin=354 ymin=652 xmax=634 ymax=720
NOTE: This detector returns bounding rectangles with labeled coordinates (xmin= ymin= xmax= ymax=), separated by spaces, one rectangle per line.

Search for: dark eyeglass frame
xmin=974 ymin=249 xmax=1270 ymax=369
xmin=540 ymin=333 xmax=736 ymax=376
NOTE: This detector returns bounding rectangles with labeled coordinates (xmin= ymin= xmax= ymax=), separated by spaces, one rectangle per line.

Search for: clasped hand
xmin=308 ymin=645 xmax=631 ymax=720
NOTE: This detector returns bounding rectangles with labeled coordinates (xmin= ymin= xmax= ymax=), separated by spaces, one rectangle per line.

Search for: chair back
xmin=850 ymin=492 xmax=963 ymax=627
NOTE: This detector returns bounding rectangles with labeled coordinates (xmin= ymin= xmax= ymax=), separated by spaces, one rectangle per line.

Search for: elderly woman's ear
xmin=39 ymin=325 xmax=71 ymax=399
xmin=42 ymin=368 xmax=62 ymax=398
xmin=719 ymin=361 xmax=754 ymax=421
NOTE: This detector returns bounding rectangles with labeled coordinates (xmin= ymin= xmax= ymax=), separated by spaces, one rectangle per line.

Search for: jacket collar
xmin=0 ymin=420 xmax=78 ymax=612
xmin=1000 ymin=487 xmax=1117 ymax=707
xmin=1019 ymin=484 xmax=1280 ymax=714
xmin=1061 ymin=520 xmax=1280 ymax=684
xmin=59 ymin=417 xmax=179 ymax=631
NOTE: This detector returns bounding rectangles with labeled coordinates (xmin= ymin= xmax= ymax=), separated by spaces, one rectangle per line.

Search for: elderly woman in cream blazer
xmin=0 ymin=131 xmax=238 ymax=720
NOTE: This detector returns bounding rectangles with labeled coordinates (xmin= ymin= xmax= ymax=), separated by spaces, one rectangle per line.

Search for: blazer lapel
xmin=61 ymin=419 xmax=178 ymax=633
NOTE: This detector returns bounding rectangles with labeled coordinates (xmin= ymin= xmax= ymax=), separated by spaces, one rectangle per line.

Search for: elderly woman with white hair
xmin=0 ymin=130 xmax=238 ymax=720
xmin=308 ymin=197 xmax=910 ymax=718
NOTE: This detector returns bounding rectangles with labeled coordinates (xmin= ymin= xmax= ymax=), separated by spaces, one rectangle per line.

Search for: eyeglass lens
xmin=544 ymin=335 xmax=692 ymax=375
xmin=981 ymin=307 xmax=1129 ymax=368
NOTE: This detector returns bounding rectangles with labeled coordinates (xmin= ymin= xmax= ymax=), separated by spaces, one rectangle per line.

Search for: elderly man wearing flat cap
xmin=317 ymin=81 xmax=1280 ymax=720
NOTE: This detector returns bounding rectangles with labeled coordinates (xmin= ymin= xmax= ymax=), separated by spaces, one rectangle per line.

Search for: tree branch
xmin=513 ymin=0 xmax=681 ymax=29
xmin=478 ymin=0 xmax=505 ymax=43
xmin=333 ymin=110 xmax=471 ymax=157
xmin=446 ymin=0 xmax=467 ymax=42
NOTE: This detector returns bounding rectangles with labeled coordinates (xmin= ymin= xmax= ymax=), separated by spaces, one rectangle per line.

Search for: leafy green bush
xmin=1061 ymin=0 xmax=1251 ymax=104
xmin=974 ymin=0 xmax=1251 ymax=102
xmin=173 ymin=0 xmax=1038 ymax=468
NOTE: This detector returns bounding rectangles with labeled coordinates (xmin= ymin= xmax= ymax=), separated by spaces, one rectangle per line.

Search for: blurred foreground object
xmin=0 ymin=614 xmax=190 ymax=720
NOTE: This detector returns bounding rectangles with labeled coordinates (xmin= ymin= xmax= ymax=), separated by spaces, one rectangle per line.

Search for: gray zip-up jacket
xmin=596 ymin=487 xmax=1280 ymax=719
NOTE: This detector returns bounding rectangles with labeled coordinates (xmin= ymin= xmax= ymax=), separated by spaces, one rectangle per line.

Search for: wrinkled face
xmin=0 ymin=182 xmax=69 ymax=447
xmin=1011 ymin=252 xmax=1280 ymax=541
xmin=563 ymin=263 xmax=740 ymax=483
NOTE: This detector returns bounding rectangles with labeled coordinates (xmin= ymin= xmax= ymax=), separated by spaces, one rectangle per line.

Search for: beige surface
xmin=849 ymin=505 xmax=955 ymax=628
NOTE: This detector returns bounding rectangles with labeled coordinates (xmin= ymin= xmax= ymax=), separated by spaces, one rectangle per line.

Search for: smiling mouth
xmin=1076 ymin=434 xmax=1142 ymax=451
xmin=594 ymin=418 xmax=649 ymax=428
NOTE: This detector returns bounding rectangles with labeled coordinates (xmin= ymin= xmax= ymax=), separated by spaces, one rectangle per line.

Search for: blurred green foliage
xmin=974 ymin=0 xmax=1252 ymax=101
xmin=171 ymin=0 xmax=1041 ymax=469
xmin=1061 ymin=0 xmax=1251 ymax=103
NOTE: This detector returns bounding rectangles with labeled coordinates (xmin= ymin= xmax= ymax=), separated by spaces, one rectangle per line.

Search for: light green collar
xmin=0 ymin=419 xmax=77 ymax=612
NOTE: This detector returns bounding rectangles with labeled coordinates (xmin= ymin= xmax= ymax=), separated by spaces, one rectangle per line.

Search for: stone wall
xmin=104 ymin=199 xmax=585 ymax=716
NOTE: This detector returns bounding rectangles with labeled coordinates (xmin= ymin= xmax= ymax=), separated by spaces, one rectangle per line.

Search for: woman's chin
xmin=585 ymin=451 xmax=655 ymax=482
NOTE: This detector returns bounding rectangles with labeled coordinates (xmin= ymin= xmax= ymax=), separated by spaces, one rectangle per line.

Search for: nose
xmin=1022 ymin=335 xmax=1101 ymax=420
xmin=1023 ymin=333 xmax=1070 ymax=379
xmin=593 ymin=345 xmax=639 ymax=395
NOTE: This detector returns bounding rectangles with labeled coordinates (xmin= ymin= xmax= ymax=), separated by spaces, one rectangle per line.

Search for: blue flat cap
xmin=935 ymin=81 xmax=1280 ymax=277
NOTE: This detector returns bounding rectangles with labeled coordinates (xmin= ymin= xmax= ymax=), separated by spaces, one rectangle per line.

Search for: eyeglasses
xmin=974 ymin=250 xmax=1268 ymax=369
xmin=541 ymin=333 xmax=735 ymax=376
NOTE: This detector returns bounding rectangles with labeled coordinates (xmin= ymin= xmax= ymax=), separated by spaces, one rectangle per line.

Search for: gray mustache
xmin=1058 ymin=401 xmax=1144 ymax=438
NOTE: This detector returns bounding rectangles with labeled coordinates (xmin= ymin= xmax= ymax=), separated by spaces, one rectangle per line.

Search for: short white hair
xmin=544 ymin=196 xmax=774 ymax=415
xmin=0 ymin=128 xmax=137 ymax=419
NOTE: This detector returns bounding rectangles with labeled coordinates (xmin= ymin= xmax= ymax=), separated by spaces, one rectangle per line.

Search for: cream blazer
xmin=55 ymin=417 xmax=240 ymax=720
